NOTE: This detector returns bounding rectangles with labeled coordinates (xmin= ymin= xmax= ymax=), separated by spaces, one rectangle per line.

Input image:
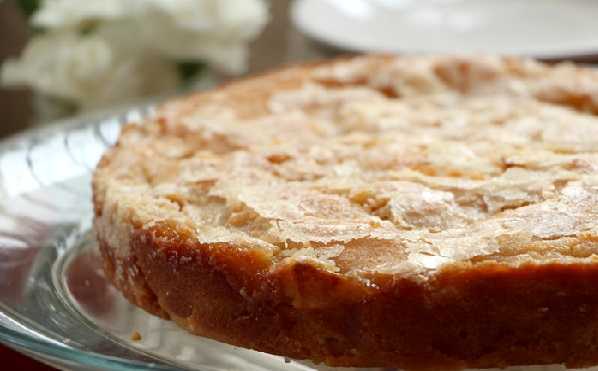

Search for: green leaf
xmin=79 ymin=19 xmax=99 ymax=36
xmin=17 ymin=0 xmax=42 ymax=19
xmin=177 ymin=61 xmax=207 ymax=83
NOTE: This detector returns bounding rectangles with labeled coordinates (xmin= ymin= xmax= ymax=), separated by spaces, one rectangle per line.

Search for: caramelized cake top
xmin=94 ymin=55 xmax=598 ymax=281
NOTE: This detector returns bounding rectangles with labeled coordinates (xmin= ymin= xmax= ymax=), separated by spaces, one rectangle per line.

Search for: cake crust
xmin=93 ymin=55 xmax=598 ymax=369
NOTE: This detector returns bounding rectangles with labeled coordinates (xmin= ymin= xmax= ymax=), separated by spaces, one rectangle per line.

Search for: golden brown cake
xmin=93 ymin=55 xmax=598 ymax=370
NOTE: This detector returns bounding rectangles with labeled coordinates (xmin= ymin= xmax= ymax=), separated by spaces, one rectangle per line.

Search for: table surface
xmin=1 ymin=345 xmax=56 ymax=370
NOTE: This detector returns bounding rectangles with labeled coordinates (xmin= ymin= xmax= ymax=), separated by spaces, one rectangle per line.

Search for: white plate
xmin=291 ymin=0 xmax=598 ymax=59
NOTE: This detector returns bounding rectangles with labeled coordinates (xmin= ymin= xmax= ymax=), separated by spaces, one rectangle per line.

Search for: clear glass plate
xmin=0 ymin=107 xmax=594 ymax=371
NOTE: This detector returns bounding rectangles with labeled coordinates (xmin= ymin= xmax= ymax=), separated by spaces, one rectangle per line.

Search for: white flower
xmin=1 ymin=0 xmax=269 ymax=109
xmin=1 ymin=31 xmax=179 ymax=109
xmin=33 ymin=0 xmax=127 ymax=29
xmin=33 ymin=0 xmax=269 ymax=73
xmin=138 ymin=0 xmax=267 ymax=36
xmin=130 ymin=0 xmax=269 ymax=73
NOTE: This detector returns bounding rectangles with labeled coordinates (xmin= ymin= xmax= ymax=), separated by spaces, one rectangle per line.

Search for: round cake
xmin=93 ymin=55 xmax=598 ymax=369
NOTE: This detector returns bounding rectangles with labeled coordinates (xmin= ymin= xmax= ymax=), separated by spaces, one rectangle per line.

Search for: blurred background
xmin=2 ymin=0 xmax=598 ymax=138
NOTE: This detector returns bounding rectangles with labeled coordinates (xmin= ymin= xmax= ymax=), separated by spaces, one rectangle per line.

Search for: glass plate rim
xmin=0 ymin=323 xmax=177 ymax=371
xmin=0 ymin=104 xmax=179 ymax=371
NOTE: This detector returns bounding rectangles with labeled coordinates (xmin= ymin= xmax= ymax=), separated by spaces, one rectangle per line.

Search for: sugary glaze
xmin=94 ymin=55 xmax=598 ymax=283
